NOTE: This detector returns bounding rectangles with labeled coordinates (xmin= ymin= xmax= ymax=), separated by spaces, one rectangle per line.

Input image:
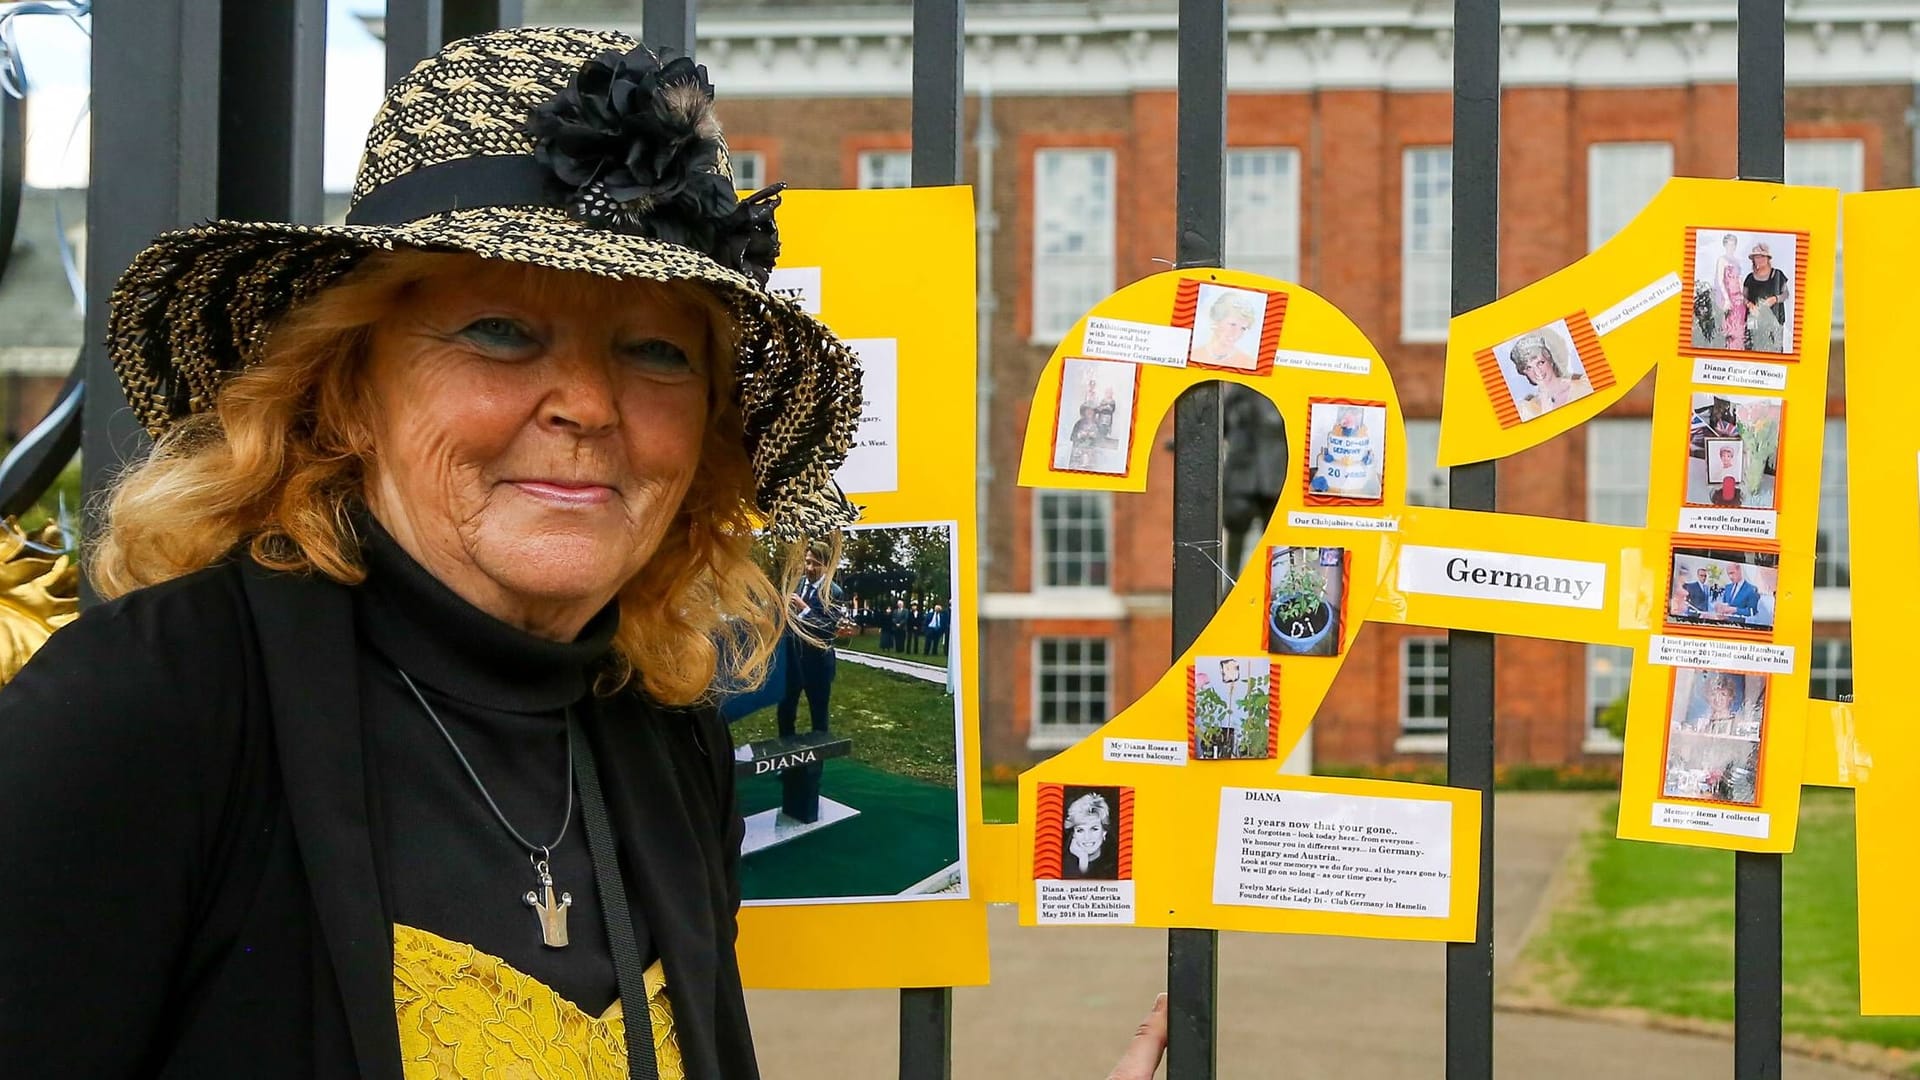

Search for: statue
xmin=0 ymin=518 xmax=78 ymax=686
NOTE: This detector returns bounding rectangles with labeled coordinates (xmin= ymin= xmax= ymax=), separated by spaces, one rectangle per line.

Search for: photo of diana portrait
xmin=1492 ymin=319 xmax=1594 ymax=422
xmin=1187 ymin=284 xmax=1270 ymax=372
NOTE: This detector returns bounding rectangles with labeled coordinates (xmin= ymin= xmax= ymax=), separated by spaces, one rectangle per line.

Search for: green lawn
xmin=1519 ymin=790 xmax=1920 ymax=1066
xmin=841 ymin=628 xmax=950 ymax=668
xmin=980 ymin=781 xmax=1016 ymax=824
xmin=730 ymin=659 xmax=957 ymax=785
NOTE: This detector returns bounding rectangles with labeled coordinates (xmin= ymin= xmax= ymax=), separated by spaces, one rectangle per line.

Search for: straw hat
xmin=106 ymin=26 xmax=860 ymax=540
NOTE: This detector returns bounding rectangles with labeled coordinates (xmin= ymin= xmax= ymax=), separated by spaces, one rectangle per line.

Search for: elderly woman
xmin=1507 ymin=331 xmax=1592 ymax=420
xmin=0 ymin=27 xmax=1168 ymax=1080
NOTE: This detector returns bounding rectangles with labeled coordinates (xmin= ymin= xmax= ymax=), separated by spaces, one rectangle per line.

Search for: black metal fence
xmin=71 ymin=0 xmax=1792 ymax=1076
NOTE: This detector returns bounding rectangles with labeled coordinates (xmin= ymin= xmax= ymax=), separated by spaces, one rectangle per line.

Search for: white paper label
xmin=1652 ymin=802 xmax=1771 ymax=839
xmin=1676 ymin=507 xmax=1779 ymax=540
xmin=1396 ymin=545 xmax=1607 ymax=611
xmin=833 ymin=339 xmax=898 ymax=495
xmin=1080 ymin=317 xmax=1193 ymax=368
xmin=1648 ymin=635 xmax=1796 ymax=675
xmin=1213 ymin=788 xmax=1453 ymax=917
xmin=766 ymin=266 xmax=823 ymax=314
xmin=1592 ymin=272 xmax=1683 ymax=336
xmin=1103 ymin=738 xmax=1188 ymax=767
xmin=1693 ymin=358 xmax=1790 ymax=392
xmin=1036 ymin=880 xmax=1137 ymax=924
xmin=1273 ymin=349 xmax=1372 ymax=376
xmin=1286 ymin=511 xmax=1400 ymax=532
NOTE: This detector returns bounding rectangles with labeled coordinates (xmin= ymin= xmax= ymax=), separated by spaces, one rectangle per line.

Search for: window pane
xmin=1404 ymin=419 xmax=1450 ymax=506
xmin=1588 ymin=142 xmax=1673 ymax=250
xmin=1587 ymin=418 xmax=1653 ymax=526
xmin=1401 ymin=147 xmax=1453 ymax=339
xmin=1035 ymin=636 xmax=1112 ymax=735
xmin=1036 ymin=490 xmax=1113 ymax=589
xmin=1786 ymin=139 xmax=1864 ymax=329
xmin=858 ymin=150 xmax=913 ymax=190
xmin=1817 ymin=418 xmax=1850 ymax=588
xmin=1033 ymin=149 xmax=1117 ymax=339
xmin=1809 ymin=639 xmax=1854 ymax=701
xmin=1225 ymin=148 xmax=1300 ymax=282
xmin=731 ymin=151 xmax=765 ymax=191
xmin=1401 ymin=636 xmax=1450 ymax=733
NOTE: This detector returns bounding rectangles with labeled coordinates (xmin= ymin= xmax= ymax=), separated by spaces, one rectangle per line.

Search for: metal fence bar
xmin=898 ymin=0 xmax=965 ymax=1074
xmin=1169 ymin=0 xmax=1227 ymax=1075
xmin=1734 ymin=4 xmax=1786 ymax=1077
xmin=442 ymin=0 xmax=524 ymax=42
xmin=644 ymin=0 xmax=697 ymax=59
xmin=385 ymin=0 xmax=443 ymax=87
xmin=219 ymin=0 xmax=327 ymax=226
xmin=79 ymin=0 xmax=223 ymax=600
xmin=1445 ymin=1 xmax=1500 ymax=1077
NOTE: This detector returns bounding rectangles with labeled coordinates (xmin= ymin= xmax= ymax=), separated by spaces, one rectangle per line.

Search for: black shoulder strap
xmin=570 ymin=710 xmax=660 ymax=1080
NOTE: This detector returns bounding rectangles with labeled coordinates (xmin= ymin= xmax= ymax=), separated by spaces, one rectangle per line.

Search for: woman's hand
xmin=1107 ymin=993 xmax=1169 ymax=1080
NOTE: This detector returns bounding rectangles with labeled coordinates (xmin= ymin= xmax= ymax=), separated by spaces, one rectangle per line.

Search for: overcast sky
xmin=20 ymin=0 xmax=388 ymax=191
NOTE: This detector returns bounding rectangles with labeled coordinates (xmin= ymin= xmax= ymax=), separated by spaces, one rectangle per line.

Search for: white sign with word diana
xmin=1396 ymin=546 xmax=1607 ymax=611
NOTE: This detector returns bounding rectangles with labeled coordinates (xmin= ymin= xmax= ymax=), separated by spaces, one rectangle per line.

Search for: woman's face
xmin=1069 ymin=820 xmax=1106 ymax=860
xmin=1213 ymin=311 xmax=1251 ymax=344
xmin=359 ymin=258 xmax=712 ymax=635
xmin=1709 ymin=684 xmax=1736 ymax=715
xmin=1520 ymin=348 xmax=1554 ymax=385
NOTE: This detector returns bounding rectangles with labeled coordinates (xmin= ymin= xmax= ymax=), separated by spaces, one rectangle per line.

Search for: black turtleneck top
xmin=355 ymin=520 xmax=643 ymax=1015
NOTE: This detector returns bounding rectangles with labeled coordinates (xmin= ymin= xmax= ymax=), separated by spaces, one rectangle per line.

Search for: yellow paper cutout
xmin=732 ymin=188 xmax=990 ymax=990
xmin=1441 ymin=178 xmax=1837 ymax=854
xmin=1015 ymin=268 xmax=1484 ymax=941
xmin=1836 ymin=188 xmax=1914 ymax=1015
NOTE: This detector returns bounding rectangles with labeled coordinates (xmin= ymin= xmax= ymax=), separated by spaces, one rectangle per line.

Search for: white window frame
xmin=1401 ymin=146 xmax=1452 ymax=342
xmin=1808 ymin=638 xmax=1854 ymax=702
xmin=857 ymin=149 xmax=913 ymax=190
xmin=1224 ymin=147 xmax=1301 ymax=282
xmin=1587 ymin=141 xmax=1673 ymax=251
xmin=1586 ymin=418 xmax=1654 ymax=527
xmin=1584 ymin=644 xmax=1633 ymax=753
xmin=730 ymin=150 xmax=766 ymax=191
xmin=1032 ymin=148 xmax=1117 ymax=342
xmin=1033 ymin=490 xmax=1114 ymax=592
xmin=1030 ymin=636 xmax=1112 ymax=750
xmin=1404 ymin=418 xmax=1450 ymax=507
xmin=1397 ymin=636 xmax=1450 ymax=755
xmin=1786 ymin=138 xmax=1865 ymax=330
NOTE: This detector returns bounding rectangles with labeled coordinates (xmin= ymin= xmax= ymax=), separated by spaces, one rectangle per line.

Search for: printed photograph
xmin=1188 ymin=656 xmax=1278 ymax=761
xmin=1266 ymin=546 xmax=1349 ymax=657
xmin=1667 ymin=546 xmax=1779 ymax=635
xmin=1492 ymin=318 xmax=1595 ymax=422
xmin=1684 ymin=392 xmax=1781 ymax=510
xmin=1186 ymin=283 xmax=1271 ymax=372
xmin=1033 ymin=783 xmax=1134 ymax=882
xmin=1687 ymin=228 xmax=1799 ymax=356
xmin=719 ymin=522 xmax=967 ymax=905
xmin=1305 ymin=400 xmax=1387 ymax=504
xmin=1052 ymin=357 xmax=1139 ymax=475
xmin=1661 ymin=668 xmax=1768 ymax=806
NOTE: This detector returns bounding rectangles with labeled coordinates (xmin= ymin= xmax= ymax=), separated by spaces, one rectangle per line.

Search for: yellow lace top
xmin=393 ymin=923 xmax=684 ymax=1080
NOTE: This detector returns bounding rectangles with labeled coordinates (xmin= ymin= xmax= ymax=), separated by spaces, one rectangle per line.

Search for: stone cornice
xmin=560 ymin=3 xmax=1920 ymax=96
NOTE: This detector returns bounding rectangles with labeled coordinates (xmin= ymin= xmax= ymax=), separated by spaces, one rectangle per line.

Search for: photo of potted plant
xmin=1266 ymin=547 xmax=1346 ymax=657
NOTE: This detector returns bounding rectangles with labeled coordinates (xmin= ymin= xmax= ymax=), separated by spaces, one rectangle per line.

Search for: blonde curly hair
xmin=89 ymin=248 xmax=798 ymax=705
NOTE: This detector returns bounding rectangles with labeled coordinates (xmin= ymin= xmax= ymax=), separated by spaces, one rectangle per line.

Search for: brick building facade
xmin=10 ymin=0 xmax=1875 ymax=771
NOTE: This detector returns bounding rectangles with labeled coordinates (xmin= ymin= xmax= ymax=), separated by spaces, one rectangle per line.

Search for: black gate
xmin=70 ymin=0 xmax=1793 ymax=1076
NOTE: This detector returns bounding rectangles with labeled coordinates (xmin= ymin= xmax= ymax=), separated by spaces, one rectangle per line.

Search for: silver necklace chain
xmin=396 ymin=667 xmax=574 ymax=858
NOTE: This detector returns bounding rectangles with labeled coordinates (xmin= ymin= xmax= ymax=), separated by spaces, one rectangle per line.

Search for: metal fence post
xmin=1734 ymin=4 xmax=1785 ymax=1077
xmin=385 ymin=0 xmax=442 ymax=87
xmin=1446 ymin=2 xmax=1499 ymax=1077
xmin=443 ymin=0 xmax=524 ymax=42
xmin=644 ymin=0 xmax=697 ymax=59
xmin=80 ymin=0 xmax=223 ymax=601
xmin=899 ymin=0 xmax=965 ymax=1075
xmin=1169 ymin=0 xmax=1227 ymax=1075
xmin=219 ymin=0 xmax=327 ymax=226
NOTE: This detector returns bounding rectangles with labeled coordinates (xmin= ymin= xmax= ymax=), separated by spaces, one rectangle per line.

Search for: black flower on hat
xmin=526 ymin=44 xmax=783 ymax=285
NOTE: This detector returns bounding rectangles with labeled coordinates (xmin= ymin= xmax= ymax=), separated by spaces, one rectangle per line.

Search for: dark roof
xmin=0 ymin=189 xmax=354 ymax=352
xmin=0 ymin=188 xmax=86 ymax=350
